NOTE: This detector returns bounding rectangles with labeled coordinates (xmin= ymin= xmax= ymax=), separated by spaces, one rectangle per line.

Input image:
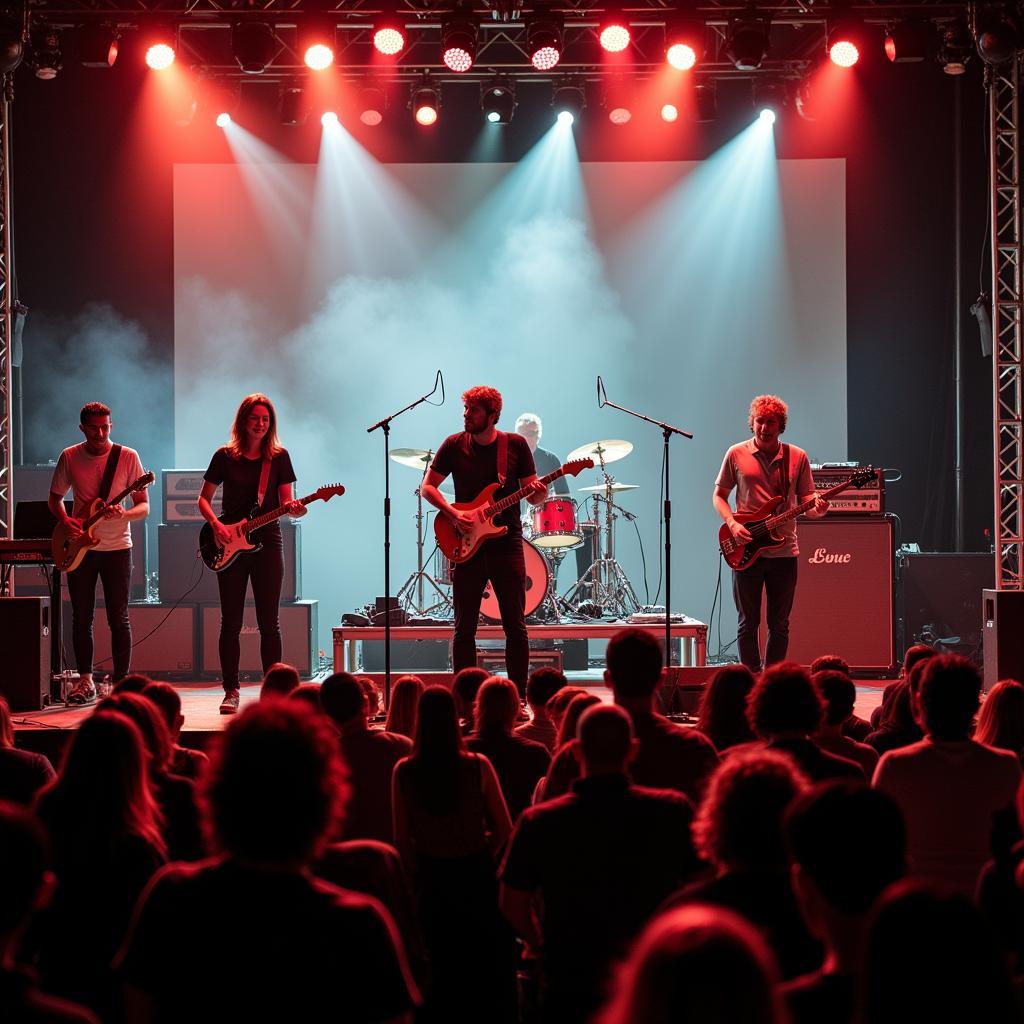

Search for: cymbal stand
xmin=396 ymin=473 xmax=452 ymax=617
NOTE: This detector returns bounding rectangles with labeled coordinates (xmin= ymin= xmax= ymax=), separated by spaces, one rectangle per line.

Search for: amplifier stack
xmin=809 ymin=465 xmax=886 ymax=515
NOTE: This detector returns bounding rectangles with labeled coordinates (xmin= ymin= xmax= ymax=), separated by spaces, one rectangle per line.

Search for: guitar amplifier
xmin=162 ymin=469 xmax=222 ymax=523
xmin=809 ymin=466 xmax=885 ymax=515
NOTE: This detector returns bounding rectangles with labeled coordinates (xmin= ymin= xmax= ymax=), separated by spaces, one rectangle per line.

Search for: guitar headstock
xmin=563 ymin=458 xmax=595 ymax=478
xmin=848 ymin=468 xmax=877 ymax=489
xmin=134 ymin=471 xmax=156 ymax=490
xmin=316 ymin=484 xmax=346 ymax=502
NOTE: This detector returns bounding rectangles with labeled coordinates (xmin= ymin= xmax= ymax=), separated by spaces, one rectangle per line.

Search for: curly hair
xmin=748 ymin=394 xmax=788 ymax=433
xmin=462 ymin=385 xmax=503 ymax=421
xmin=746 ymin=662 xmax=824 ymax=739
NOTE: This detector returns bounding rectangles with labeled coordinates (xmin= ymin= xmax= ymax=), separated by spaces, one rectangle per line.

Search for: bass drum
xmin=481 ymin=539 xmax=549 ymax=622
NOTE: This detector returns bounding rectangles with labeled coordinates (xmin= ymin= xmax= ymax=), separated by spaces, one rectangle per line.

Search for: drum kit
xmin=389 ymin=437 xmax=642 ymax=622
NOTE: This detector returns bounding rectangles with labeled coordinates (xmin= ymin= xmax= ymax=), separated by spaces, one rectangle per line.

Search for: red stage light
xmin=145 ymin=42 xmax=175 ymax=70
xmin=415 ymin=103 xmax=438 ymax=125
xmin=829 ymin=39 xmax=859 ymax=67
xmin=373 ymin=26 xmax=405 ymax=56
xmin=599 ymin=21 xmax=631 ymax=53
xmin=661 ymin=103 xmax=679 ymax=122
xmin=666 ymin=42 xmax=697 ymax=70
xmin=304 ymin=42 xmax=334 ymax=71
xmin=442 ymin=44 xmax=473 ymax=72
xmin=532 ymin=45 xmax=561 ymax=70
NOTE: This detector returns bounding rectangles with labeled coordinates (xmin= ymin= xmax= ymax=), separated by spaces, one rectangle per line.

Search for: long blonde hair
xmin=228 ymin=392 xmax=284 ymax=459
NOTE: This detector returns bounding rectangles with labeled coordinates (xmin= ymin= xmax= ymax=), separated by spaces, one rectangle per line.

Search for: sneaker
xmin=67 ymin=680 xmax=97 ymax=706
xmin=219 ymin=689 xmax=240 ymax=715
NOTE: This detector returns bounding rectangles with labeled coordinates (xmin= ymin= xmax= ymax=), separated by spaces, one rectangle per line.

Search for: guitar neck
xmin=763 ymin=479 xmax=852 ymax=530
xmin=486 ymin=467 xmax=566 ymax=517
xmin=82 ymin=483 xmax=138 ymax=529
xmin=244 ymin=492 xmax=319 ymax=534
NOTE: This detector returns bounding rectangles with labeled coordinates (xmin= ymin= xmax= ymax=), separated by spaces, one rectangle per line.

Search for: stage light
xmin=661 ymin=103 xmax=679 ymax=122
xmin=938 ymin=20 xmax=973 ymax=75
xmin=360 ymin=87 xmax=386 ymax=126
xmin=665 ymin=19 xmax=704 ymax=70
xmin=725 ymin=13 xmax=770 ymax=70
xmin=216 ymin=111 xmax=232 ymax=128
xmin=302 ymin=18 xmax=335 ymax=71
xmin=145 ymin=27 xmax=176 ymax=70
xmin=279 ymin=86 xmax=308 ymax=125
xmin=232 ymin=23 xmax=276 ymax=74
xmin=759 ymin=108 xmax=776 ymax=125
xmin=976 ymin=10 xmax=1020 ymax=66
xmin=29 ymin=27 xmax=62 ymax=80
xmin=79 ymin=24 xmax=120 ymax=68
xmin=828 ymin=19 xmax=864 ymax=67
xmin=599 ymin=10 xmax=631 ymax=52
xmin=0 ymin=21 xmax=23 ymax=74
xmin=553 ymin=83 xmax=586 ymax=124
xmin=528 ymin=15 xmax=563 ymax=71
xmin=481 ymin=81 xmax=515 ymax=124
xmin=884 ymin=20 xmax=931 ymax=62
xmin=305 ymin=42 xmax=333 ymax=70
xmin=373 ymin=19 xmax=405 ymax=56
xmin=412 ymin=83 xmax=440 ymax=125
xmin=442 ymin=14 xmax=477 ymax=72
xmin=605 ymin=78 xmax=633 ymax=124
xmin=754 ymin=81 xmax=787 ymax=123
xmin=321 ymin=111 xmax=339 ymax=126
xmin=694 ymin=81 xmax=717 ymax=122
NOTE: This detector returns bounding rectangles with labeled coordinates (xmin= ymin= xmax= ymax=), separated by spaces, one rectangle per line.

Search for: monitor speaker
xmin=983 ymin=590 xmax=1024 ymax=690
xmin=0 ymin=597 xmax=51 ymax=711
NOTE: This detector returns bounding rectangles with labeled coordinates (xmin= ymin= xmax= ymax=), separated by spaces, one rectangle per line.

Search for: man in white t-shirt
xmin=48 ymin=402 xmax=149 ymax=704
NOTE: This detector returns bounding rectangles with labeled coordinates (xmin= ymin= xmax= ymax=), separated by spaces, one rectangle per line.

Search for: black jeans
xmin=67 ymin=548 xmax=132 ymax=680
xmin=733 ymin=555 xmax=798 ymax=672
xmin=453 ymin=534 xmax=529 ymax=696
xmin=216 ymin=530 xmax=284 ymax=692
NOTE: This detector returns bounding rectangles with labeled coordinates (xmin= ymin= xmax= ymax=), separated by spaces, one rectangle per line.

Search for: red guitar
xmin=719 ymin=468 xmax=876 ymax=570
xmin=435 ymin=459 xmax=594 ymax=563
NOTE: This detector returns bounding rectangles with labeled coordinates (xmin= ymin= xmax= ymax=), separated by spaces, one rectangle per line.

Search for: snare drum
xmin=531 ymin=497 xmax=583 ymax=549
xmin=481 ymin=539 xmax=549 ymax=621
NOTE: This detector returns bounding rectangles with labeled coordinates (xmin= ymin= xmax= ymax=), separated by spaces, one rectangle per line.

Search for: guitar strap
xmin=256 ymin=457 xmax=272 ymax=510
xmin=98 ymin=444 xmax=123 ymax=504
xmin=777 ymin=443 xmax=790 ymax=501
xmin=496 ymin=431 xmax=508 ymax=487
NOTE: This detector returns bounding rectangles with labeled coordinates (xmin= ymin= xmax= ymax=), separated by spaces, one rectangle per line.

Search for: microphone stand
xmin=368 ymin=371 xmax=444 ymax=706
xmin=597 ymin=377 xmax=694 ymax=701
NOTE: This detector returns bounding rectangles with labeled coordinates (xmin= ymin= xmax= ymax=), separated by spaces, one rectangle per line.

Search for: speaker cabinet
xmin=0 ymin=598 xmax=51 ymax=711
xmin=763 ymin=517 xmax=895 ymax=675
xmin=200 ymin=600 xmax=317 ymax=678
xmin=158 ymin=522 xmax=300 ymax=604
xmin=899 ymin=553 xmax=993 ymax=663
xmin=983 ymin=589 xmax=1024 ymax=690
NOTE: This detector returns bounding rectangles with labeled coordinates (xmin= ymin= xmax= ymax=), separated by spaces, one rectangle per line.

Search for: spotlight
xmin=305 ymin=42 xmax=333 ymax=70
xmin=661 ymin=103 xmax=679 ymax=122
xmin=412 ymin=83 xmax=440 ymax=125
xmin=528 ymin=14 xmax=563 ymax=71
xmin=828 ymin=18 xmax=865 ymax=67
xmin=79 ymin=24 xmax=119 ymax=68
xmin=725 ymin=12 xmax=770 ymax=70
xmin=976 ymin=9 xmax=1020 ymax=66
xmin=694 ymin=81 xmax=717 ymax=122
xmin=938 ymin=20 xmax=973 ymax=75
xmin=302 ymin=19 xmax=335 ymax=70
xmin=373 ymin=19 xmax=405 ymax=56
xmin=599 ymin=10 xmax=631 ymax=53
xmin=884 ymin=20 xmax=931 ymax=63
xmin=216 ymin=111 xmax=232 ymax=128
xmin=232 ymin=23 xmax=276 ymax=74
xmin=759 ymin=108 xmax=776 ymax=125
xmin=279 ymin=86 xmax=309 ymax=125
xmin=0 ymin=22 xmax=23 ymax=74
xmin=321 ymin=111 xmax=339 ymax=126
xmin=553 ymin=82 xmax=586 ymax=124
xmin=665 ymin=19 xmax=704 ymax=70
xmin=442 ymin=14 xmax=477 ymax=72
xmin=605 ymin=78 xmax=633 ymax=124
xmin=754 ymin=80 xmax=787 ymax=122
xmin=145 ymin=27 xmax=176 ymax=70
xmin=28 ymin=27 xmax=62 ymax=80
xmin=481 ymin=81 xmax=515 ymax=124
xmin=360 ymin=87 xmax=386 ymax=126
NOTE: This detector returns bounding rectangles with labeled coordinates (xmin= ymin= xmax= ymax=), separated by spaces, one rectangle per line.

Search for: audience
xmin=809 ymin=655 xmax=871 ymax=740
xmin=0 ymin=694 xmax=55 ymax=805
xmin=812 ymin=670 xmax=880 ymax=777
xmin=117 ymin=700 xmax=420 ymax=1021
xmin=258 ymin=661 xmax=301 ymax=701
xmin=544 ymin=685 xmax=589 ymax=734
xmin=598 ymin=905 xmax=786 ymax=1024
xmin=662 ymin=748 xmax=819 ymax=980
xmin=452 ymin=666 xmax=489 ymax=735
xmin=868 ymin=643 xmax=934 ymax=732
xmin=695 ymin=664 xmax=757 ymax=752
xmin=539 ymin=692 xmax=602 ymax=801
xmin=320 ymin=671 xmax=412 ymax=843
xmin=864 ymin=673 xmax=923 ymax=755
xmin=358 ymin=676 xmax=382 ymax=718
xmin=287 ymin=682 xmax=323 ymax=713
xmin=467 ymin=676 xmax=550 ymax=820
xmin=386 ymin=674 xmax=425 ymax=739
xmin=141 ymin=680 xmax=209 ymax=781
xmin=111 ymin=672 xmax=153 ymax=695
xmin=976 ymin=679 xmax=1024 ymax=762
xmin=514 ymin=666 xmax=567 ymax=751
xmin=873 ymin=654 xmax=1022 ymax=894
xmin=392 ymin=686 xmax=515 ymax=1023
xmin=501 ymin=704 xmax=700 ymax=1024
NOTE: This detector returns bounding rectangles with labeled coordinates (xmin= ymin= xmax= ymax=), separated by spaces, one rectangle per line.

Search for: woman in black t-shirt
xmin=198 ymin=393 xmax=305 ymax=715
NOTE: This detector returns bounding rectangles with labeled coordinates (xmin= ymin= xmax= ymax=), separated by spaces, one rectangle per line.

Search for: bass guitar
xmin=719 ymin=468 xmax=876 ymax=571
xmin=52 ymin=471 xmax=156 ymax=573
xmin=435 ymin=459 xmax=594 ymax=564
xmin=199 ymin=483 xmax=345 ymax=572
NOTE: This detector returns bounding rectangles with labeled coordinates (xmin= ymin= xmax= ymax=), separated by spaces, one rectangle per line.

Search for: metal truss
xmin=990 ymin=52 xmax=1024 ymax=590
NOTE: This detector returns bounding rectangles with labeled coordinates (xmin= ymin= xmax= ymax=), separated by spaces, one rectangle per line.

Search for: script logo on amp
xmin=808 ymin=547 xmax=852 ymax=565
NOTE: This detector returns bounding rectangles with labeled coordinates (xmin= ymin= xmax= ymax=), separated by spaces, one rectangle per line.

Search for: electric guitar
xmin=52 ymin=471 xmax=156 ymax=572
xmin=199 ymin=484 xmax=345 ymax=572
xmin=719 ymin=468 xmax=877 ymax=571
xmin=435 ymin=459 xmax=594 ymax=564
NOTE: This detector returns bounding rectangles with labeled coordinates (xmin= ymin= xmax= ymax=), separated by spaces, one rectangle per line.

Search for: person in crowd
xmin=392 ymin=686 xmax=514 ymax=1023
xmin=468 ymin=676 xmax=550 ymax=821
xmin=320 ymin=671 xmax=412 ymax=843
xmin=536 ymin=692 xmax=601 ymax=802
xmin=452 ymin=666 xmax=489 ymax=736
xmin=0 ymin=694 xmax=55 ymax=805
xmin=860 ymin=879 xmax=1020 ymax=1024
xmin=745 ymin=663 xmax=864 ymax=782
xmin=695 ymin=664 xmax=757 ymax=753
xmin=0 ymin=802 xmax=99 ymax=1023
xmin=810 ymin=655 xmax=871 ymax=740
xmin=141 ymin=681 xmax=209 ymax=781
xmin=117 ymin=700 xmax=419 ymax=1022
xmin=873 ymin=653 xmax=1022 ymax=895
xmin=100 ymin=692 xmax=204 ymax=861
xmin=514 ymin=666 xmax=567 ymax=752
xmin=597 ymin=904 xmax=786 ymax=1024
xmin=259 ymin=661 xmax=301 ymax=701
xmin=33 ymin=712 xmax=166 ymax=1015
xmin=976 ymin=679 xmax=1024 ymax=762
xmin=661 ymin=748 xmax=819 ymax=980
xmin=287 ymin=683 xmax=323 ymax=713
xmin=385 ymin=675 xmax=425 ymax=740
xmin=359 ymin=677 xmax=382 ymax=719
xmin=812 ymin=670 xmax=879 ymax=777
xmin=869 ymin=644 xmax=934 ymax=730
xmin=112 ymin=673 xmax=154 ymax=695
xmin=501 ymin=704 xmax=700 ymax=1024
xmin=780 ymin=782 xmax=906 ymax=1024
xmin=864 ymin=675 xmax=923 ymax=756
xmin=544 ymin=685 xmax=589 ymax=735
xmin=977 ymin=772 xmax=1024 ymax=973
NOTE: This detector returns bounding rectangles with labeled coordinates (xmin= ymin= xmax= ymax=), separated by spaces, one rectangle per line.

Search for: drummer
xmin=514 ymin=413 xmax=570 ymax=497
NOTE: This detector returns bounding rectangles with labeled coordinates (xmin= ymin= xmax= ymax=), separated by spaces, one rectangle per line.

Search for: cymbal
xmin=567 ymin=439 xmax=633 ymax=465
xmin=578 ymin=482 xmax=639 ymax=493
xmin=390 ymin=448 xmax=434 ymax=470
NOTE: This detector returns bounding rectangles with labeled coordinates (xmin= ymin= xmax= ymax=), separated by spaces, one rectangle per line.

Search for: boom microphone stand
xmin=597 ymin=377 xmax=693 ymax=690
xmin=368 ymin=371 xmax=444 ymax=706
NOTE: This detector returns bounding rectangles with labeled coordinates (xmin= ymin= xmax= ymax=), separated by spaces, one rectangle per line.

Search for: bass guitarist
xmin=421 ymin=385 xmax=547 ymax=698
xmin=48 ymin=401 xmax=150 ymax=703
xmin=712 ymin=394 xmax=829 ymax=673
xmin=199 ymin=393 xmax=306 ymax=715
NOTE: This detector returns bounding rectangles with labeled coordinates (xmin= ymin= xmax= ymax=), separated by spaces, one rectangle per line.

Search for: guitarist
xmin=421 ymin=386 xmax=547 ymax=698
xmin=198 ymin=393 xmax=306 ymax=715
xmin=712 ymin=394 xmax=829 ymax=673
xmin=48 ymin=401 xmax=150 ymax=704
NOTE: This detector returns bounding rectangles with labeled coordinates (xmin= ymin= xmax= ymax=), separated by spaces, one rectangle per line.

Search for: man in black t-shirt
xmin=422 ymin=386 xmax=546 ymax=696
